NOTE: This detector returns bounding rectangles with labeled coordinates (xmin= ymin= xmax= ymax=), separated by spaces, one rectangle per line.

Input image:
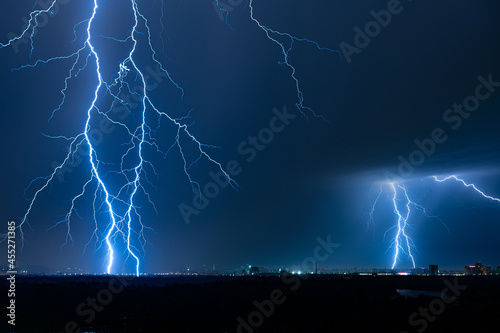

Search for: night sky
xmin=1 ymin=0 xmax=500 ymax=274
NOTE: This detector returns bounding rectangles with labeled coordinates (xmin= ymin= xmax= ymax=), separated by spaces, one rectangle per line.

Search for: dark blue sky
xmin=1 ymin=0 xmax=500 ymax=273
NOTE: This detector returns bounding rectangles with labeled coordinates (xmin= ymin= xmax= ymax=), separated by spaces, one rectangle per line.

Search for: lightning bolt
xmin=433 ymin=175 xmax=500 ymax=203
xmin=0 ymin=0 xmax=57 ymax=52
xmin=4 ymin=1 xmax=237 ymax=276
xmin=367 ymin=186 xmax=383 ymax=231
xmin=369 ymin=182 xmax=447 ymax=269
xmin=386 ymin=183 xmax=416 ymax=269
xmin=216 ymin=0 xmax=342 ymax=119
xmin=369 ymin=174 xmax=499 ymax=269
xmin=3 ymin=1 xmax=338 ymax=276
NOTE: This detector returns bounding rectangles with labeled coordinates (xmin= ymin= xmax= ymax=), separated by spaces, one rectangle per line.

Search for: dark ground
xmin=2 ymin=274 xmax=500 ymax=332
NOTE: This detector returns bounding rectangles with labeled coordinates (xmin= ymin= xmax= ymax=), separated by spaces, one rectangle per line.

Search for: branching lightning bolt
xmin=3 ymin=0 xmax=338 ymax=276
xmin=433 ymin=175 xmax=500 ymax=203
xmin=386 ymin=183 xmax=416 ymax=269
xmin=0 ymin=0 xmax=57 ymax=52
xmin=3 ymin=0 xmax=240 ymax=276
xmin=369 ymin=182 xmax=447 ymax=269
xmin=217 ymin=0 xmax=341 ymax=119
xmin=369 ymin=174 xmax=499 ymax=269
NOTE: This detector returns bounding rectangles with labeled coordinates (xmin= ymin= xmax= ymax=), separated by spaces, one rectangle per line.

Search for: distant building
xmin=476 ymin=262 xmax=485 ymax=272
xmin=464 ymin=262 xmax=486 ymax=275
xmin=249 ymin=266 xmax=260 ymax=275
xmin=429 ymin=265 xmax=439 ymax=276
xmin=242 ymin=266 xmax=260 ymax=276
xmin=411 ymin=267 xmax=428 ymax=275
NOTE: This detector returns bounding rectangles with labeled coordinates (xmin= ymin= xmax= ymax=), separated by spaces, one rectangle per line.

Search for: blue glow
xmin=369 ymin=181 xmax=445 ymax=269
xmin=8 ymin=1 xmax=239 ymax=276
xmin=369 ymin=175 xmax=499 ymax=269
xmin=3 ymin=0 xmax=339 ymax=276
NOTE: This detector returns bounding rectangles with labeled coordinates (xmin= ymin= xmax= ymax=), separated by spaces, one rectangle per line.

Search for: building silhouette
xmin=429 ymin=265 xmax=438 ymax=276
xmin=464 ymin=262 xmax=486 ymax=275
xmin=249 ymin=266 xmax=260 ymax=275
